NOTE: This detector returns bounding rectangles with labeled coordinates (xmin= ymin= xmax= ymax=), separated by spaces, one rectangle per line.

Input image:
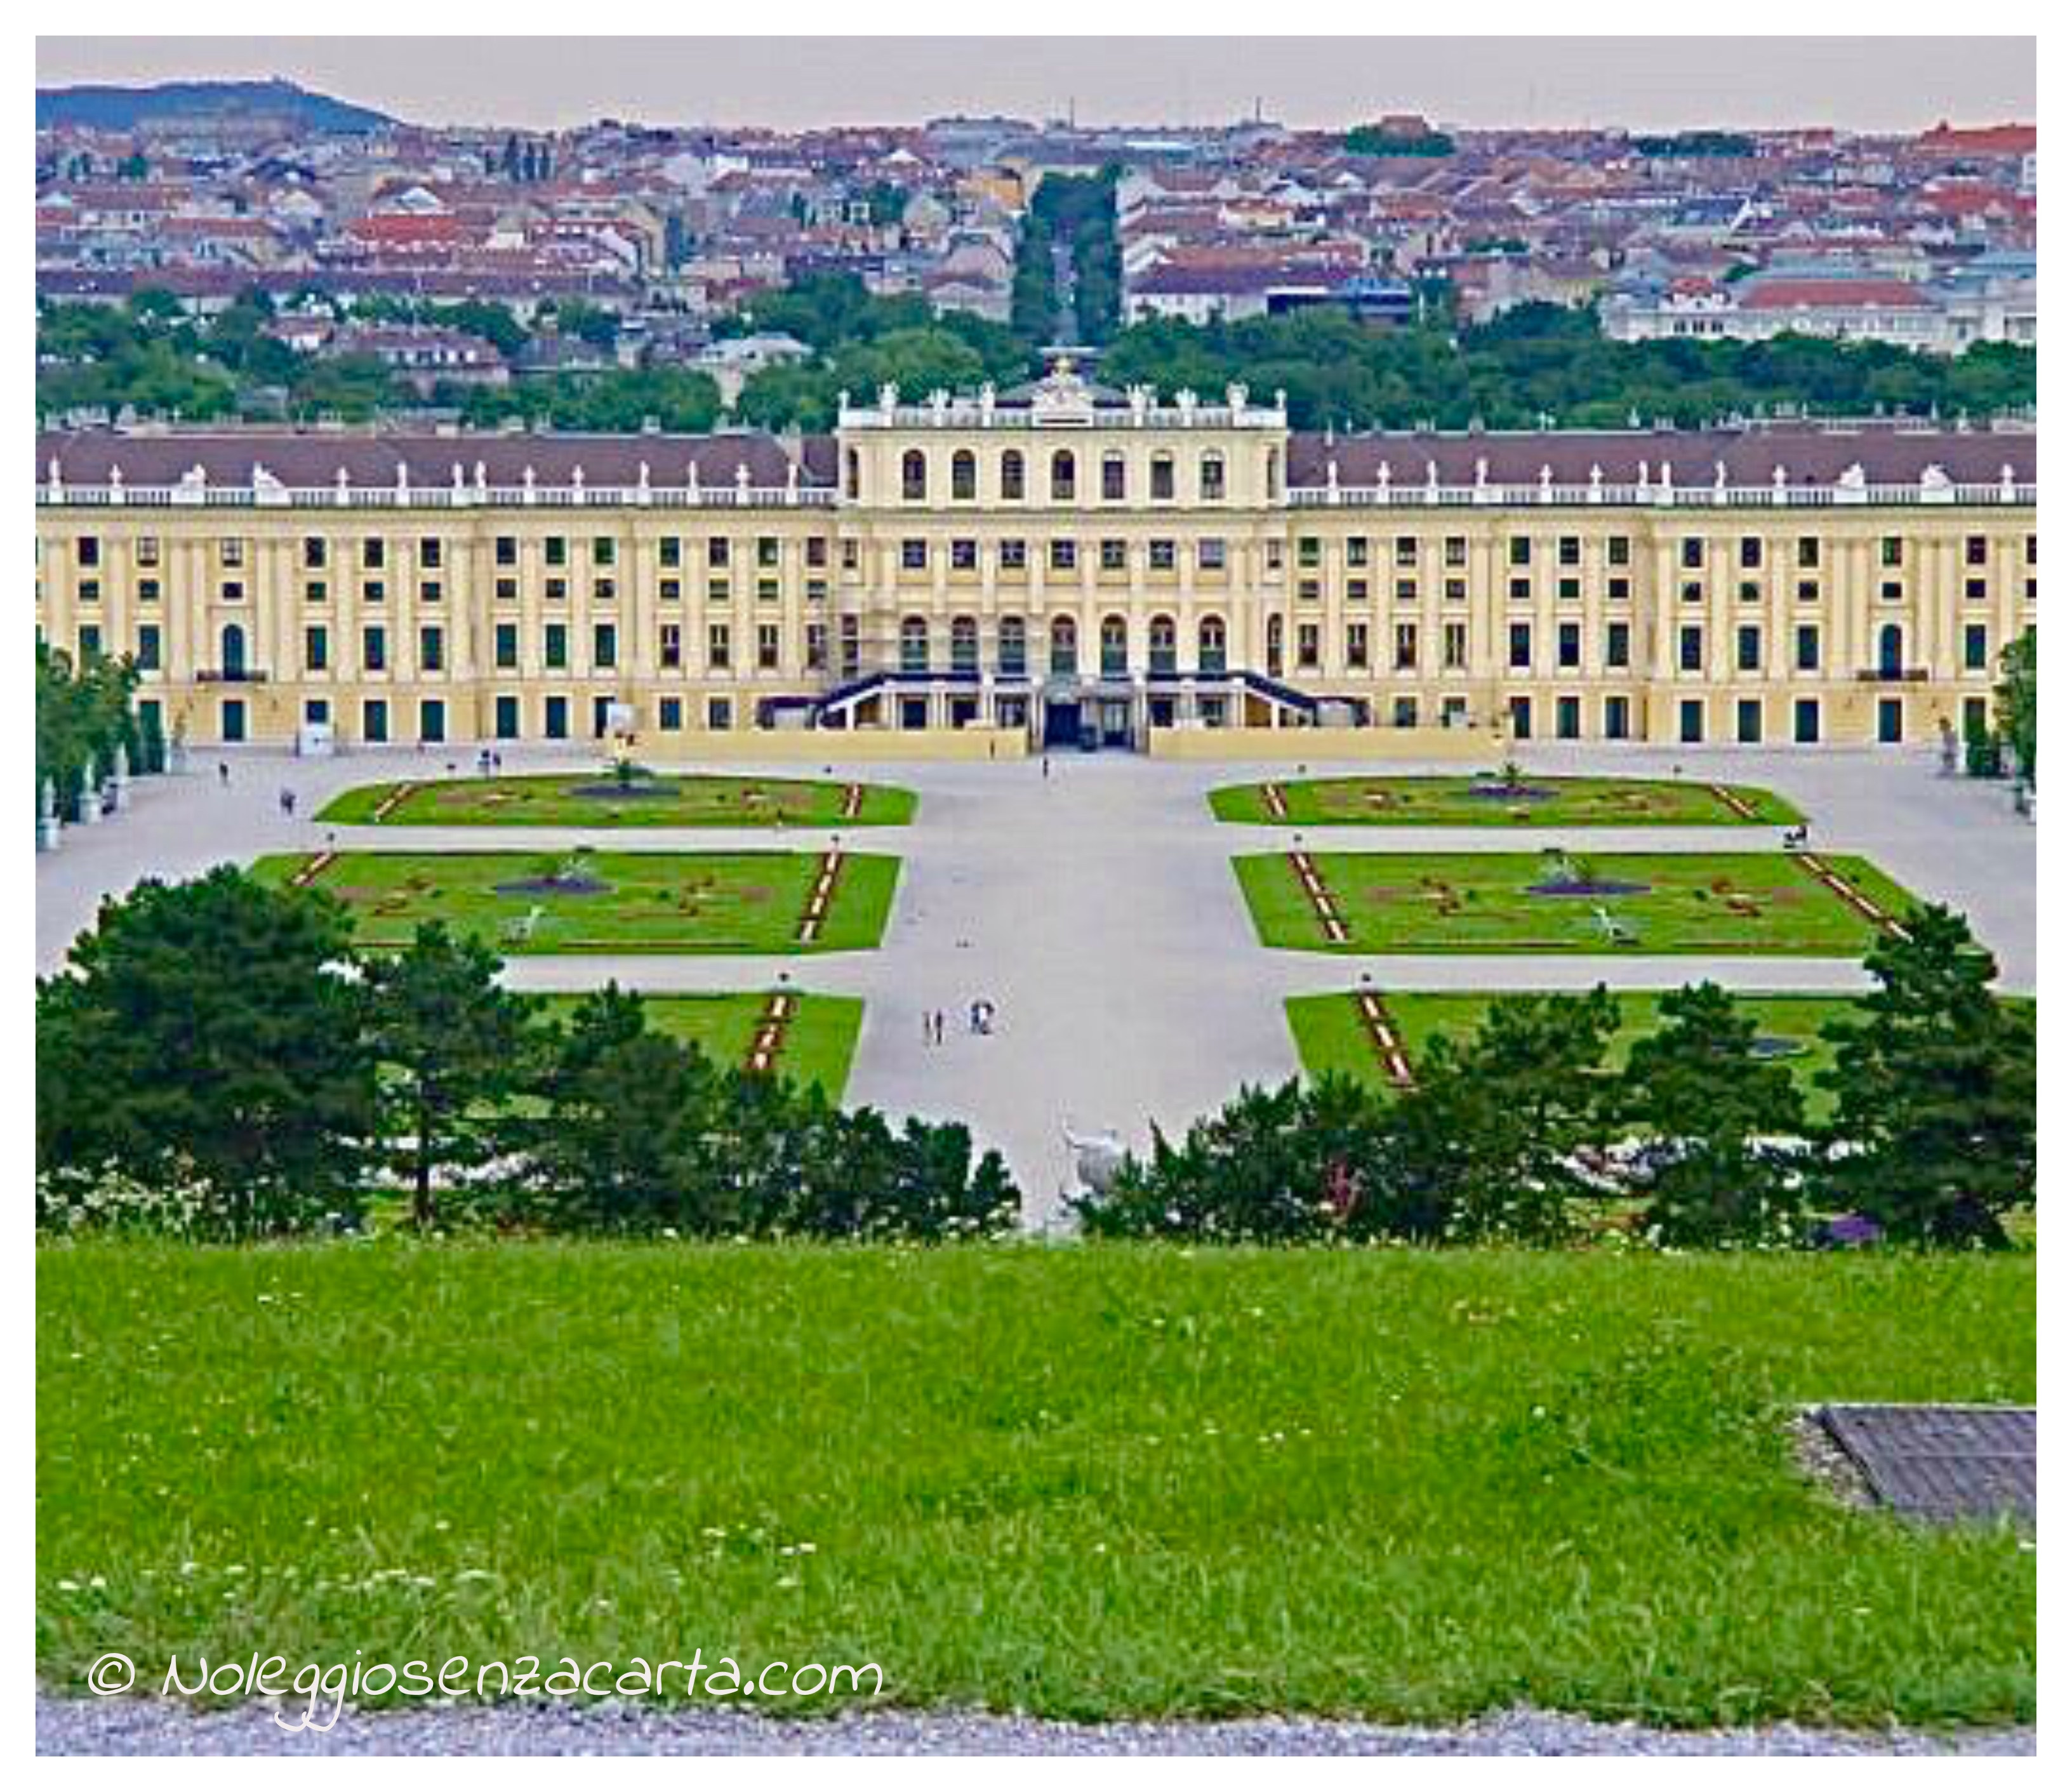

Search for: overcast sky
xmin=37 ymin=37 xmax=2035 ymax=134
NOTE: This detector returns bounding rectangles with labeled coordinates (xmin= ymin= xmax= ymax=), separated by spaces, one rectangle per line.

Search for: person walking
xmin=218 ymin=761 xmax=230 ymax=787
xmin=279 ymin=787 xmax=296 ymax=818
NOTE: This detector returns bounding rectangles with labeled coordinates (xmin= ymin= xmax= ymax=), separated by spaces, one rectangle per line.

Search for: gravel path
xmin=36 ymin=1696 xmax=2034 ymax=1756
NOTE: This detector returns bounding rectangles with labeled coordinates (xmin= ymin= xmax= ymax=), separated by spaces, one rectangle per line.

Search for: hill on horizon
xmin=37 ymin=77 xmax=394 ymax=134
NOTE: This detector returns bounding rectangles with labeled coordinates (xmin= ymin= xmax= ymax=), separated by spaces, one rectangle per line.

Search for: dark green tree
xmin=359 ymin=923 xmax=538 ymax=1228
xmin=1817 ymin=906 xmax=2036 ymax=1245
xmin=1621 ymin=982 xmax=1807 ymax=1245
xmin=37 ymin=868 xmax=376 ymax=1234
xmin=1374 ymin=989 xmax=1622 ymax=1242
xmin=1995 ymin=625 xmax=2036 ymax=783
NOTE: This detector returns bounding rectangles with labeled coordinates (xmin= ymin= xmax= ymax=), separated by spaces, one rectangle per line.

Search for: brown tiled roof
xmin=37 ymin=428 xmax=832 ymax=491
xmin=1287 ymin=427 xmax=2035 ymax=487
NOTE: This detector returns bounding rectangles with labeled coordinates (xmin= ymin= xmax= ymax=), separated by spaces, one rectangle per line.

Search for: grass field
xmin=250 ymin=850 xmax=899 ymax=955
xmin=1235 ymin=851 xmax=1918 ymax=955
xmin=533 ymin=992 xmax=862 ymax=1100
xmin=38 ymin=1244 xmax=2033 ymax=1725
xmin=319 ymin=773 xmax=917 ymax=829
xmin=1287 ymin=991 xmax=1854 ymax=1117
xmin=1211 ymin=774 xmax=1802 ymax=828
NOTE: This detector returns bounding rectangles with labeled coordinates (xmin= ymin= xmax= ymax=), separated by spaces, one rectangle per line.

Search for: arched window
xmin=1000 ymin=449 xmax=1025 ymax=501
xmin=900 ymin=614 xmax=930 ymax=673
xmin=1051 ymin=449 xmax=1076 ymax=501
xmin=1265 ymin=613 xmax=1285 ymax=676
xmin=951 ymin=614 xmax=979 ymax=673
xmin=1879 ymin=623 xmax=1904 ymax=677
xmin=221 ymin=621 xmax=246 ymax=676
xmin=1049 ymin=614 xmax=1078 ymax=675
xmin=1150 ymin=453 xmax=1175 ymax=501
xmin=844 ymin=448 xmax=861 ymax=500
xmin=1149 ymin=614 xmax=1178 ymax=674
xmin=901 ymin=450 xmax=927 ymax=503
xmin=998 ymin=615 xmax=1028 ymax=676
xmin=1200 ymin=452 xmax=1226 ymax=501
xmin=1199 ymin=614 xmax=1227 ymax=674
xmin=1101 ymin=452 xmax=1127 ymax=502
xmin=951 ymin=449 xmax=976 ymax=501
xmin=1101 ymin=613 xmax=1129 ymax=676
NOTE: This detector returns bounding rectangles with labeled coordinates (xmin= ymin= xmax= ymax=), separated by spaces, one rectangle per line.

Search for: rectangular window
xmin=362 ymin=699 xmax=388 ymax=743
xmin=1508 ymin=622 xmax=1532 ymax=670
xmin=1101 ymin=539 xmax=1127 ymax=573
xmin=708 ymin=623 xmax=731 ymax=670
xmin=359 ymin=539 xmax=381 ymax=570
xmin=661 ymin=623 xmax=682 ymax=670
xmin=1796 ymin=536 xmax=1820 ymax=569
xmin=1739 ymin=536 xmax=1762 ymax=569
xmin=1444 ymin=536 xmax=1467 ymax=568
xmin=1558 ymin=536 xmax=1581 ymax=567
xmin=362 ymin=625 xmax=387 ymax=672
xmin=1508 ymin=536 xmax=1531 ymax=567
xmin=1796 ymin=625 xmax=1820 ymax=672
xmin=495 ymin=578 xmax=517 ymax=602
xmin=1737 ymin=624 xmax=1761 ymax=672
xmin=1606 ymin=621 xmax=1630 ymax=668
xmin=1737 ymin=698 xmax=1763 ymax=744
xmin=136 ymin=623 xmax=161 ymax=671
xmin=708 ymin=538 xmax=730 ymax=568
xmin=1000 ymin=540 xmax=1028 ymax=571
xmin=303 ymin=537 xmax=326 ymax=569
xmin=1393 ymin=622 xmax=1416 ymax=670
xmin=420 ymin=538 xmax=444 ymax=571
xmin=660 ymin=697 xmax=683 ymax=731
xmin=495 ymin=623 xmax=518 ymax=670
xmin=757 ymin=624 xmax=780 ymax=670
xmin=1443 ymin=621 xmax=1468 ymax=669
xmin=420 ymin=699 xmax=446 ymax=745
xmin=1347 ymin=622 xmax=1370 ymax=669
xmin=1150 ymin=540 xmax=1176 ymax=573
xmin=545 ymin=696 xmax=568 ymax=740
xmin=1050 ymin=540 xmax=1077 ymax=573
xmin=1794 ymin=698 xmax=1821 ymax=744
xmin=420 ymin=626 xmax=444 ymax=672
xmin=708 ymin=697 xmax=733 ymax=731
xmin=1199 ymin=538 xmax=1226 ymax=572
xmin=1680 ymin=625 xmax=1703 ymax=672
xmin=1607 ymin=536 xmax=1630 ymax=567
xmin=545 ymin=536 xmax=567 ymax=567
xmin=1964 ymin=623 xmax=1989 ymax=671
xmin=495 ymin=536 xmax=517 ymax=567
xmin=1679 ymin=698 xmax=1704 ymax=744
xmin=1557 ymin=621 xmax=1580 ymax=669
xmin=305 ymin=625 xmax=329 ymax=672
xmin=594 ymin=623 xmax=617 ymax=670
xmin=1681 ymin=537 xmax=1704 ymax=570
xmin=495 ymin=694 xmax=521 ymax=740
xmin=545 ymin=623 xmax=568 ymax=670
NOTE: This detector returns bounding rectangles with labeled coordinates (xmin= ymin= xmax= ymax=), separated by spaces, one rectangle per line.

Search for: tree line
xmin=35 ymin=640 xmax=157 ymax=821
xmin=37 ymin=868 xmax=1017 ymax=1243
xmin=1079 ymin=907 xmax=2034 ymax=1251
xmin=39 ymin=276 xmax=2036 ymax=436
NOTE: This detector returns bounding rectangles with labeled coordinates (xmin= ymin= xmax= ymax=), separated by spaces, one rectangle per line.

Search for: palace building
xmin=34 ymin=365 xmax=2036 ymax=753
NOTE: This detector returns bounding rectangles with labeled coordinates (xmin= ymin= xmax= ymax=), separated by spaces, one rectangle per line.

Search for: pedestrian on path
xmin=278 ymin=788 xmax=296 ymax=818
xmin=218 ymin=761 xmax=230 ymax=787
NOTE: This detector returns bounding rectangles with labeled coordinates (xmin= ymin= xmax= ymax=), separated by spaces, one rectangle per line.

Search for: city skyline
xmin=37 ymin=36 xmax=2036 ymax=134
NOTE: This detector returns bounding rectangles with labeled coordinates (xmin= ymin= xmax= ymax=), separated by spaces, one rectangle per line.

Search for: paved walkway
xmin=37 ymin=742 xmax=2036 ymax=1219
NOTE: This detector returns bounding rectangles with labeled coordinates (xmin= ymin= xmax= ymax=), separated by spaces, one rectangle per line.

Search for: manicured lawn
xmin=1287 ymin=990 xmax=1854 ymax=1117
xmin=534 ymin=992 xmax=863 ymax=1101
xmin=249 ymin=849 xmax=899 ymax=955
xmin=319 ymin=773 xmax=917 ymax=828
xmin=1235 ymin=851 xmax=1920 ymax=955
xmin=1211 ymin=774 xmax=1802 ymax=828
xmin=38 ymin=1244 xmax=2033 ymax=1725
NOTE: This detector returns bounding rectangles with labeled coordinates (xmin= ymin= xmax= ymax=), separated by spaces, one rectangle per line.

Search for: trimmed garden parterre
xmin=534 ymin=992 xmax=862 ymax=1101
xmin=250 ymin=849 xmax=898 ymax=955
xmin=1211 ymin=774 xmax=1802 ymax=828
xmin=37 ymin=1243 xmax=2033 ymax=1727
xmin=1235 ymin=851 xmax=1920 ymax=955
xmin=319 ymin=773 xmax=917 ymax=829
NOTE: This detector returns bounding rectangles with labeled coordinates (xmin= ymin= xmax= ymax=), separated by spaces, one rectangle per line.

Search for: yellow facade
xmin=34 ymin=382 xmax=2035 ymax=753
